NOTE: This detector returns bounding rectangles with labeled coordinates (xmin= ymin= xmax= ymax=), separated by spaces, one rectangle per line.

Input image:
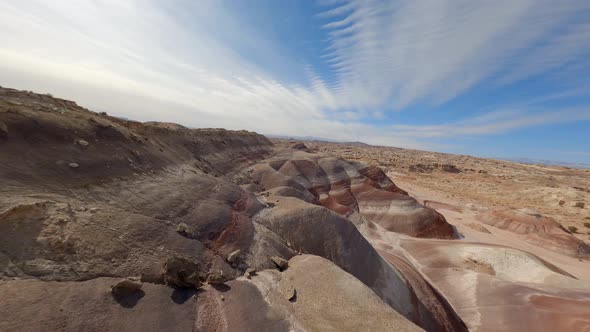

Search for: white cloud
xmin=498 ymin=21 xmax=590 ymax=84
xmin=0 ymin=0 xmax=589 ymax=153
xmin=390 ymin=108 xmax=590 ymax=138
xmin=320 ymin=0 xmax=590 ymax=107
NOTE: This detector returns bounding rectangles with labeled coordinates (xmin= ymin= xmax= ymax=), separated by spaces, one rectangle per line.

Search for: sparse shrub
xmin=568 ymin=226 xmax=578 ymax=234
xmin=584 ymin=222 xmax=590 ymax=229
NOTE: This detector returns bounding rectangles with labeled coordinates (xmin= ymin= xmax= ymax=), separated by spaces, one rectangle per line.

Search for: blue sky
xmin=1 ymin=0 xmax=590 ymax=163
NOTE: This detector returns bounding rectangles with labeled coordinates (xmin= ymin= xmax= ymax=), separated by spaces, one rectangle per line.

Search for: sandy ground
xmin=392 ymin=176 xmax=590 ymax=283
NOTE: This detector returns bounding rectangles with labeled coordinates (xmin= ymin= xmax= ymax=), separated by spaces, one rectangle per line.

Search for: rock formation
xmin=246 ymin=150 xmax=459 ymax=239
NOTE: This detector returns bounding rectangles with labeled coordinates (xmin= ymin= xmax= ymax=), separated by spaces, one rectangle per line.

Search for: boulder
xmin=176 ymin=222 xmax=192 ymax=237
xmin=244 ymin=267 xmax=256 ymax=278
xmin=207 ymin=269 xmax=227 ymax=285
xmin=271 ymin=256 xmax=289 ymax=271
xmin=226 ymin=249 xmax=241 ymax=263
xmin=162 ymin=257 xmax=201 ymax=288
xmin=76 ymin=139 xmax=89 ymax=146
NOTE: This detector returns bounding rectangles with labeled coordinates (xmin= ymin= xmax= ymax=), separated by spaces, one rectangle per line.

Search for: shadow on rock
xmin=113 ymin=289 xmax=145 ymax=308
xmin=211 ymin=284 xmax=231 ymax=293
xmin=170 ymin=288 xmax=197 ymax=304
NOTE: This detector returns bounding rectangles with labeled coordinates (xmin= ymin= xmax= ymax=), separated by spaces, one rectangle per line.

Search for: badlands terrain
xmin=0 ymin=87 xmax=589 ymax=332
xmin=296 ymin=140 xmax=590 ymax=244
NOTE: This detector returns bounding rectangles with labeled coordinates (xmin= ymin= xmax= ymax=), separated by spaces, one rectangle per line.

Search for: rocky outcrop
xmin=0 ymin=87 xmax=271 ymax=192
xmin=162 ymin=257 xmax=202 ymax=288
xmin=194 ymin=255 xmax=424 ymax=332
xmin=247 ymin=150 xmax=459 ymax=239
xmin=252 ymin=194 xmax=466 ymax=331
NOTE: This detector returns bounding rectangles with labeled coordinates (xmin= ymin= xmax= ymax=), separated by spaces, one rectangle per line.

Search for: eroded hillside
xmin=290 ymin=139 xmax=590 ymax=244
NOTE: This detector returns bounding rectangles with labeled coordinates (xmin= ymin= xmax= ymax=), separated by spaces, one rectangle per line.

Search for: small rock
xmin=162 ymin=256 xmax=201 ymax=288
xmin=76 ymin=139 xmax=89 ymax=146
xmin=176 ymin=223 xmax=192 ymax=237
xmin=89 ymin=208 xmax=99 ymax=213
xmin=111 ymin=278 xmax=142 ymax=296
xmin=271 ymin=256 xmax=289 ymax=271
xmin=281 ymin=283 xmax=296 ymax=301
xmin=68 ymin=162 xmax=79 ymax=168
xmin=573 ymin=202 xmax=585 ymax=209
xmin=518 ymin=208 xmax=542 ymax=218
xmin=244 ymin=267 xmax=256 ymax=279
xmin=220 ymin=295 xmax=225 ymax=301
xmin=207 ymin=269 xmax=227 ymax=285
xmin=226 ymin=249 xmax=241 ymax=263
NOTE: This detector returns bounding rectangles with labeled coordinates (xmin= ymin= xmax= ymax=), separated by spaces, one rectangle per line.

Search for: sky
xmin=1 ymin=0 xmax=590 ymax=163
